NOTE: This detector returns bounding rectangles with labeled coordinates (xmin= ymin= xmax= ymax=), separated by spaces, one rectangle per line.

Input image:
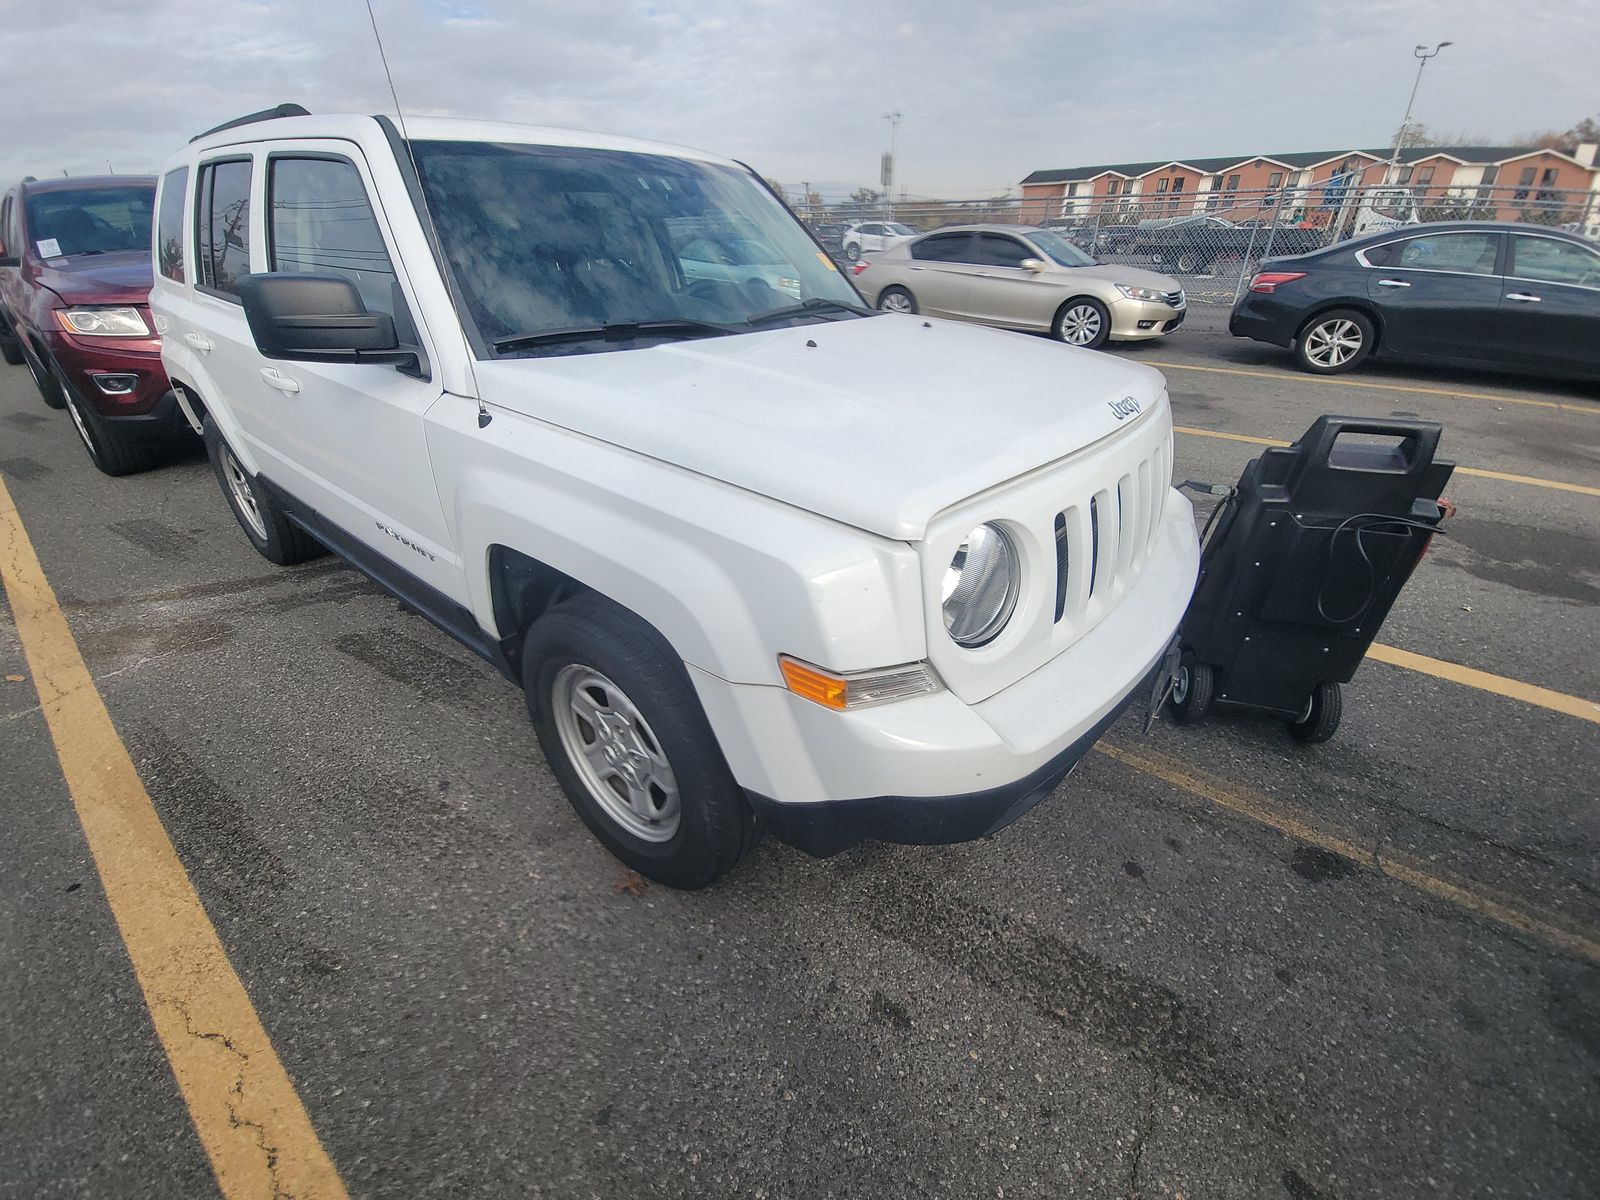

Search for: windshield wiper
xmin=743 ymin=297 xmax=872 ymax=327
xmin=493 ymin=318 xmax=735 ymax=354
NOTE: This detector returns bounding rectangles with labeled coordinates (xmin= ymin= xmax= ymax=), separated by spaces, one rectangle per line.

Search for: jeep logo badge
xmin=1108 ymin=396 xmax=1142 ymax=421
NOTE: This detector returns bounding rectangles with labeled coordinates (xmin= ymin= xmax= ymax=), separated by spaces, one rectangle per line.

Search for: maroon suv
xmin=0 ymin=176 xmax=189 ymax=474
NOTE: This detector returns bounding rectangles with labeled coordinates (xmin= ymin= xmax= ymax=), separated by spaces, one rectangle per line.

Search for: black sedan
xmin=1229 ymin=221 xmax=1600 ymax=380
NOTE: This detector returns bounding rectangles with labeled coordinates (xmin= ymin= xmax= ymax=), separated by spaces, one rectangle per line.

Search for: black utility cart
xmin=1168 ymin=416 xmax=1453 ymax=743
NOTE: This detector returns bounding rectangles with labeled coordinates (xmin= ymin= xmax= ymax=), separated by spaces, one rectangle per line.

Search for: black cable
xmin=1315 ymin=511 xmax=1448 ymax=625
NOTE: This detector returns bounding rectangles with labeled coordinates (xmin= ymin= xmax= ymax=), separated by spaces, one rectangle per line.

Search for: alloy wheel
xmin=552 ymin=664 xmax=681 ymax=843
xmin=64 ymin=395 xmax=97 ymax=460
xmin=1304 ymin=318 xmax=1362 ymax=368
xmin=879 ymin=290 xmax=914 ymax=313
xmin=221 ymin=445 xmax=269 ymax=540
xmin=1058 ymin=304 xmax=1103 ymax=346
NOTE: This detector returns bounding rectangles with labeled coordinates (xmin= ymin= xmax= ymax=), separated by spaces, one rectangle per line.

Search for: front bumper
xmin=690 ymin=495 xmax=1199 ymax=855
xmin=46 ymin=327 xmax=175 ymax=420
xmin=1109 ymin=297 xmax=1186 ymax=341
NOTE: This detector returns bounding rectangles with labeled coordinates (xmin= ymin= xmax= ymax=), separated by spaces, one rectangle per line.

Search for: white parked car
xmin=150 ymin=107 xmax=1199 ymax=887
xmin=841 ymin=221 xmax=916 ymax=262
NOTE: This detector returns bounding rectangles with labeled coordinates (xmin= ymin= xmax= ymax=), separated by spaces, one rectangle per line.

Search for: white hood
xmin=474 ymin=315 xmax=1167 ymax=541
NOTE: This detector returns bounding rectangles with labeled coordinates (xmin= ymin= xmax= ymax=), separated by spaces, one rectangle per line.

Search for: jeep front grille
xmin=1052 ymin=437 xmax=1169 ymax=626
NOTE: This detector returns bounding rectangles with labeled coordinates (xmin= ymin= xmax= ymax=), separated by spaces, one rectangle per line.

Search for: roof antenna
xmin=364 ymin=0 xmax=491 ymax=429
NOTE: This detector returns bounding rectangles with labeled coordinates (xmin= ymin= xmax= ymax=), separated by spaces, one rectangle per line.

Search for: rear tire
xmin=1053 ymin=297 xmax=1111 ymax=349
xmin=522 ymin=596 xmax=756 ymax=889
xmin=1169 ymin=654 xmax=1215 ymax=724
xmin=203 ymin=418 xmax=323 ymax=564
xmin=1287 ymin=682 xmax=1342 ymax=744
xmin=0 ymin=333 xmax=23 ymax=366
xmin=55 ymin=363 xmax=162 ymax=476
xmin=844 ymin=242 xmax=861 ymax=262
xmin=1295 ymin=309 xmax=1374 ymax=375
xmin=876 ymin=286 xmax=918 ymax=314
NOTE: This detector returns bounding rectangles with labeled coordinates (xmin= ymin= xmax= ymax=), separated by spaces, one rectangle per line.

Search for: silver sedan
xmin=853 ymin=224 xmax=1187 ymax=348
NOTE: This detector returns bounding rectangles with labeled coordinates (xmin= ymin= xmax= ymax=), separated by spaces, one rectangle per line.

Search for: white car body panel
xmin=151 ymin=111 xmax=1200 ymax=826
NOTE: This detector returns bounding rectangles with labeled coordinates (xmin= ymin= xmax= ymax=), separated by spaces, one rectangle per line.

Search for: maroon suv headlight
xmin=55 ymin=306 xmax=151 ymax=337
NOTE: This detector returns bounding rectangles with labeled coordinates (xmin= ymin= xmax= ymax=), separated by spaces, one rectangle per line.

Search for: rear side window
xmin=974 ymin=233 xmax=1033 ymax=269
xmin=196 ymin=159 xmax=253 ymax=298
xmin=911 ymin=233 xmax=974 ymax=263
xmin=1368 ymin=232 xmax=1499 ymax=275
xmin=157 ymin=168 xmax=188 ymax=282
xmin=268 ymin=157 xmax=396 ymax=319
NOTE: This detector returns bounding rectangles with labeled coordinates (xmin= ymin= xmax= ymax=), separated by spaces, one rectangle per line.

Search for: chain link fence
xmin=797 ymin=184 xmax=1600 ymax=305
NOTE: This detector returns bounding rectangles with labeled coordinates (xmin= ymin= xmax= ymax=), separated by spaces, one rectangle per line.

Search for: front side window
xmin=157 ymin=168 xmax=188 ymax=282
xmin=410 ymin=141 xmax=863 ymax=353
xmin=1510 ymin=236 xmax=1600 ymax=287
xmin=910 ymin=233 xmax=973 ymax=263
xmin=268 ymin=157 xmax=396 ymax=319
xmin=22 ymin=184 xmax=154 ymax=259
xmin=974 ymin=234 xmax=1033 ymax=269
xmin=1023 ymin=229 xmax=1095 ymax=267
xmin=1368 ymin=233 xmax=1499 ymax=274
xmin=196 ymin=159 xmax=253 ymax=298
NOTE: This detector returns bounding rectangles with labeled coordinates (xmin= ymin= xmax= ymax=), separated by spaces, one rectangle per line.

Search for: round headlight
xmin=941 ymin=523 xmax=1020 ymax=647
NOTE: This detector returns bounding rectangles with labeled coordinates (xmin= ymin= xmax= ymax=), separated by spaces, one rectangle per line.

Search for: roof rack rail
xmin=190 ymin=103 xmax=311 ymax=144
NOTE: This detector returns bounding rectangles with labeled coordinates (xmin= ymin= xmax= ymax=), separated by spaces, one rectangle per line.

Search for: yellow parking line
xmin=1098 ymin=741 xmax=1600 ymax=964
xmin=0 ymin=478 xmax=348 ymax=1200
xmin=1173 ymin=425 xmax=1600 ymax=498
xmin=1148 ymin=358 xmax=1600 ymax=416
xmin=1365 ymin=643 xmax=1600 ymax=725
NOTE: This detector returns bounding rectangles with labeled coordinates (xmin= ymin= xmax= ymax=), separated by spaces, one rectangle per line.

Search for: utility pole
xmin=882 ymin=110 xmax=902 ymax=222
xmin=802 ymin=181 xmax=811 ymax=219
xmin=1386 ymin=41 xmax=1452 ymax=184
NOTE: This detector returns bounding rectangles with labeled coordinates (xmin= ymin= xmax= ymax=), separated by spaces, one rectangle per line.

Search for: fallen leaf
xmin=5 ymin=674 xmax=23 ymax=682
xmin=613 ymin=870 xmax=648 ymax=897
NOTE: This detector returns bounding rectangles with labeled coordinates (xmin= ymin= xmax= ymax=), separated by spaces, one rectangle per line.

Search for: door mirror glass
xmin=1020 ymin=257 xmax=1047 ymax=272
xmin=236 ymin=273 xmax=410 ymax=365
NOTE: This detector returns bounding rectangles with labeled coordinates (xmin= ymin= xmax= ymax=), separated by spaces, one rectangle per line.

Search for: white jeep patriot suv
xmin=150 ymin=106 xmax=1199 ymax=887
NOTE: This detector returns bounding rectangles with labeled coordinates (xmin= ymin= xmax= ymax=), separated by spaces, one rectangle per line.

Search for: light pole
xmin=1386 ymin=41 xmax=1452 ymax=184
xmin=882 ymin=111 xmax=902 ymax=222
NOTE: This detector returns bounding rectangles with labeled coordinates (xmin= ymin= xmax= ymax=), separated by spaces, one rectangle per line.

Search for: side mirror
xmin=1020 ymin=257 xmax=1047 ymax=272
xmin=236 ymin=273 xmax=413 ymax=366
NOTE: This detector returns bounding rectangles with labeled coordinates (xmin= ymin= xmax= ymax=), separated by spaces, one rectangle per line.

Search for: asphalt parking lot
xmin=1 ymin=311 xmax=1596 ymax=1199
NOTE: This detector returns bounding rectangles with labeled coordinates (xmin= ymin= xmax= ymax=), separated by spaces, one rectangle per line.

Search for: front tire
xmin=55 ymin=363 xmax=162 ymax=476
xmin=1053 ymin=297 xmax=1111 ymax=349
xmin=1295 ymin=309 xmax=1374 ymax=375
xmin=522 ymin=596 xmax=756 ymax=889
xmin=877 ymin=286 xmax=918 ymax=314
xmin=844 ymin=242 xmax=861 ymax=262
xmin=0 ymin=332 xmax=23 ymax=366
xmin=23 ymin=343 xmax=66 ymax=409
xmin=203 ymin=418 xmax=323 ymax=564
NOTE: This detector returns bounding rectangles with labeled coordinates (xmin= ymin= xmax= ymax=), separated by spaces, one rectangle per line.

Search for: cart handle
xmin=1296 ymin=416 xmax=1441 ymax=477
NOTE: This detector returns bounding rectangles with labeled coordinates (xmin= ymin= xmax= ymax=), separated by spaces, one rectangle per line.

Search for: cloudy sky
xmin=0 ymin=0 xmax=1594 ymax=198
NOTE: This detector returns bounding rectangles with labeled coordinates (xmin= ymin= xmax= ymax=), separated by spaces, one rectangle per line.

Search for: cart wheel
xmin=1169 ymin=654 xmax=1215 ymax=724
xmin=1287 ymin=682 xmax=1342 ymax=744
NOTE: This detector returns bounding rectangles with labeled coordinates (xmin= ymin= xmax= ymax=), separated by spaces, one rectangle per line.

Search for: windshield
xmin=23 ymin=185 xmax=154 ymax=258
xmin=1023 ymin=229 xmax=1097 ymax=267
xmin=410 ymin=141 xmax=864 ymax=354
xmin=887 ymin=223 xmax=915 ymax=236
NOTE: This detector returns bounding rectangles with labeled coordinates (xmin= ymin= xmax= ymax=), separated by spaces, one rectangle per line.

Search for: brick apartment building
xmin=1020 ymin=143 xmax=1600 ymax=226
